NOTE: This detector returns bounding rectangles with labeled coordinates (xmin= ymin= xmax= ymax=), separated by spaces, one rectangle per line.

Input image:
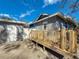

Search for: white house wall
xmin=0 ymin=24 xmax=26 ymax=43
xmin=7 ymin=25 xmax=17 ymax=42
xmin=23 ymin=28 xmax=32 ymax=39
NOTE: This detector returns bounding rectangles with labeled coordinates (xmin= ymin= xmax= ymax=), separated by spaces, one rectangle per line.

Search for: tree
xmin=77 ymin=23 xmax=79 ymax=28
xmin=60 ymin=0 xmax=79 ymax=14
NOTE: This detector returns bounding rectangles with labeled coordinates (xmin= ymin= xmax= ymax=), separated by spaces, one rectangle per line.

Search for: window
xmin=43 ymin=21 xmax=48 ymax=30
xmin=44 ymin=24 xmax=46 ymax=30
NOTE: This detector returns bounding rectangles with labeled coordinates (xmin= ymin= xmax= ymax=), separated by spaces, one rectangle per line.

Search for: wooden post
xmin=68 ymin=30 xmax=77 ymax=53
xmin=60 ymin=29 xmax=66 ymax=51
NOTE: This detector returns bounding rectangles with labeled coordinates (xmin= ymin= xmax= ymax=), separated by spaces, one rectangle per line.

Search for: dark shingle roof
xmin=37 ymin=14 xmax=49 ymax=21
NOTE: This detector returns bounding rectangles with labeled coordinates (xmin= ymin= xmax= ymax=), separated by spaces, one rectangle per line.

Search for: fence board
xmin=30 ymin=29 xmax=77 ymax=55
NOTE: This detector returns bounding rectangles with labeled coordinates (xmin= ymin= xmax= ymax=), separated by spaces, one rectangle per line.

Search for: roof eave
xmin=30 ymin=12 xmax=76 ymax=27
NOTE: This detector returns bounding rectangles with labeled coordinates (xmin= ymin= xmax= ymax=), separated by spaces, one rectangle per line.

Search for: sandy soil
xmin=0 ymin=40 xmax=54 ymax=59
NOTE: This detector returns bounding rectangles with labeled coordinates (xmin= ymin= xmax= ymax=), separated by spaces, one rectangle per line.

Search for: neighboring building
xmin=30 ymin=12 xmax=76 ymax=30
xmin=0 ymin=16 xmax=28 ymax=43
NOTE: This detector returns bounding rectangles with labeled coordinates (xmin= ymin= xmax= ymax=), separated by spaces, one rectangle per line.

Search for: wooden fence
xmin=30 ymin=29 xmax=77 ymax=55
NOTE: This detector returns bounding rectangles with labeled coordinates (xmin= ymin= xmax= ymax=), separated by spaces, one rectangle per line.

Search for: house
xmin=30 ymin=12 xmax=76 ymax=31
xmin=0 ymin=16 xmax=28 ymax=43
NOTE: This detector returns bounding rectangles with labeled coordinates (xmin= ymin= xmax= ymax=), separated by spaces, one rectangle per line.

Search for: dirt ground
xmin=0 ymin=40 xmax=56 ymax=59
xmin=77 ymin=44 xmax=79 ymax=59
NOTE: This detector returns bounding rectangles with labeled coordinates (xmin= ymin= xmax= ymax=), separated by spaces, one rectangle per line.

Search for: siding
xmin=0 ymin=24 xmax=24 ymax=43
xmin=0 ymin=25 xmax=7 ymax=43
xmin=30 ymin=16 xmax=62 ymax=31
xmin=7 ymin=25 xmax=17 ymax=42
xmin=30 ymin=16 xmax=74 ymax=31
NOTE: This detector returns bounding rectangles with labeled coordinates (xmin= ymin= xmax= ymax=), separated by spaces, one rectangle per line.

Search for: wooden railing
xmin=30 ymin=29 xmax=77 ymax=54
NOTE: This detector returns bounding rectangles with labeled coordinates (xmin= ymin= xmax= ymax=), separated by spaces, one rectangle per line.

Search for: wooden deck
xmin=30 ymin=29 xmax=77 ymax=58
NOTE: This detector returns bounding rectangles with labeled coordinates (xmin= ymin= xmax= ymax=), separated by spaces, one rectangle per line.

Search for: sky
xmin=0 ymin=0 xmax=79 ymax=22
